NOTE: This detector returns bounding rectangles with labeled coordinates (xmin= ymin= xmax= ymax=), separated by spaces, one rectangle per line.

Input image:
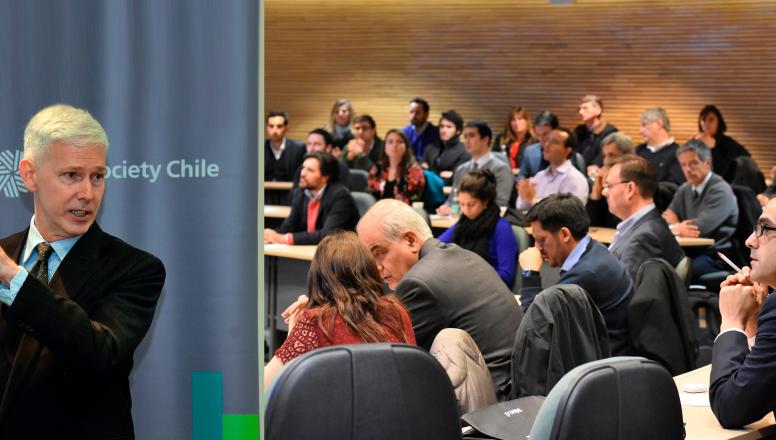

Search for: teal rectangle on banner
xmin=192 ymin=371 xmax=223 ymax=440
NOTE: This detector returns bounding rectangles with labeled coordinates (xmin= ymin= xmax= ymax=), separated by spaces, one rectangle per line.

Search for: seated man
xmin=604 ymin=154 xmax=685 ymax=281
xmin=519 ymin=194 xmax=634 ymax=354
xmin=573 ymin=95 xmax=618 ymax=167
xmin=586 ymin=131 xmax=635 ymax=227
xmin=516 ymin=128 xmax=589 ymax=210
xmin=635 ymin=107 xmax=684 ymax=185
xmin=358 ymin=199 xmax=523 ymax=400
xmin=402 ymin=97 xmax=440 ymax=161
xmin=265 ymin=151 xmax=359 ymax=245
xmin=340 ymin=114 xmax=384 ymax=172
xmin=264 ymin=111 xmax=305 ymax=182
xmin=293 ymin=128 xmax=350 ymax=189
xmin=422 ymin=110 xmax=470 ymax=185
xmin=662 ymin=140 xmax=738 ymax=278
xmin=517 ymin=110 xmax=556 ymax=180
xmin=710 ymin=200 xmax=776 ymax=428
xmin=437 ymin=120 xmax=514 ymax=213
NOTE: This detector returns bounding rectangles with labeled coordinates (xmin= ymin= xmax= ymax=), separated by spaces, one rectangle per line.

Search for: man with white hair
xmin=0 ymin=104 xmax=165 ymax=438
xmin=357 ymin=199 xmax=522 ymax=400
xmin=635 ymin=107 xmax=684 ymax=185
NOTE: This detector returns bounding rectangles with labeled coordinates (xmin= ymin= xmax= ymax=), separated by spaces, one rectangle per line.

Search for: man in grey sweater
xmin=662 ymin=140 xmax=738 ymax=279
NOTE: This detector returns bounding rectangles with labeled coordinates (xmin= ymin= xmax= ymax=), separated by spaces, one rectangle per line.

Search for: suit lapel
xmin=0 ymin=224 xmax=105 ymax=422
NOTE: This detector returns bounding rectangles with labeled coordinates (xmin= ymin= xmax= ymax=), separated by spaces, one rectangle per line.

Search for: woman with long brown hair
xmin=264 ymin=231 xmax=416 ymax=388
xmin=367 ymin=129 xmax=426 ymax=204
xmin=492 ymin=106 xmax=536 ymax=169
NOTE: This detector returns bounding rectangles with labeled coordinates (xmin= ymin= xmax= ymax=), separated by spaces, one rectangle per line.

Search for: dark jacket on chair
xmin=511 ymin=284 xmax=610 ymax=398
xmin=629 ymin=258 xmax=696 ymax=376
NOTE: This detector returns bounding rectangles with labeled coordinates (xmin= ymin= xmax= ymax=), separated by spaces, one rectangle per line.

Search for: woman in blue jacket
xmin=439 ymin=169 xmax=518 ymax=287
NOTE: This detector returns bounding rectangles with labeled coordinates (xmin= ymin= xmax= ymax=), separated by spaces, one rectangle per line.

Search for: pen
xmin=717 ymin=252 xmax=742 ymax=273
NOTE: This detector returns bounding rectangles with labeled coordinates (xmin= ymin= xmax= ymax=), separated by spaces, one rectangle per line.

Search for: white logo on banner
xmin=0 ymin=150 xmax=28 ymax=198
xmin=105 ymin=158 xmax=220 ymax=183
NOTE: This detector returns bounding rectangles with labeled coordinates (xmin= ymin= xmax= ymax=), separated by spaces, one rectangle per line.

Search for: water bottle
xmin=451 ymin=188 xmax=460 ymax=217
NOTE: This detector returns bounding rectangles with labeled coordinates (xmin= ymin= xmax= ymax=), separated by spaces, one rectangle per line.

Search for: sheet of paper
xmin=680 ymin=392 xmax=710 ymax=407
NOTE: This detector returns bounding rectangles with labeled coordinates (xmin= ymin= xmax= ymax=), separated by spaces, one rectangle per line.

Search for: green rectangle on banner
xmin=192 ymin=372 xmax=223 ymax=440
xmin=223 ymin=414 xmax=258 ymax=440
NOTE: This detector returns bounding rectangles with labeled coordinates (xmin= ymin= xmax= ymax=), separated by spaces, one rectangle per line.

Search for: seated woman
xmin=368 ymin=129 xmax=426 ymax=205
xmin=694 ymin=105 xmax=750 ymax=183
xmin=264 ymin=231 xmax=416 ymax=388
xmin=438 ymin=170 xmax=518 ymax=288
xmin=324 ymin=98 xmax=355 ymax=152
xmin=492 ymin=106 xmax=536 ymax=170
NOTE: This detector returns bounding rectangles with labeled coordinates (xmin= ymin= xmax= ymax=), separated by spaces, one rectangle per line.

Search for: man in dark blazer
xmin=604 ymin=155 xmax=684 ymax=280
xmin=265 ymin=151 xmax=359 ymax=245
xmin=264 ymin=111 xmax=305 ymax=182
xmin=710 ymin=198 xmax=776 ymax=428
xmin=292 ymin=128 xmax=350 ymax=190
xmin=357 ymin=199 xmax=523 ymax=400
xmin=340 ymin=114 xmax=384 ymax=172
xmin=519 ymin=193 xmax=634 ymax=355
xmin=0 ymin=104 xmax=165 ymax=439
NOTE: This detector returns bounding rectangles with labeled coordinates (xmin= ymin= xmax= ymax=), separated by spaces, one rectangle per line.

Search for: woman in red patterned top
xmin=264 ymin=231 xmax=416 ymax=388
xmin=367 ymin=129 xmax=426 ymax=205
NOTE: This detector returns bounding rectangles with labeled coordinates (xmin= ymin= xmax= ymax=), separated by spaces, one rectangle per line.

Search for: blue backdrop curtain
xmin=0 ymin=1 xmax=258 ymax=439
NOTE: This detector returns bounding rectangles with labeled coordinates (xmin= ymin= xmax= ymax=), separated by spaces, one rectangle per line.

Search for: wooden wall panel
xmin=266 ymin=0 xmax=776 ymax=173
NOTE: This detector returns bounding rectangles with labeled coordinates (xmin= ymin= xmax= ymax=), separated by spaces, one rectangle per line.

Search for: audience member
xmin=367 ymin=129 xmax=426 ymax=205
xmin=662 ymin=140 xmax=738 ymax=278
xmin=587 ymin=132 xmax=635 ymax=227
xmin=265 ymin=151 xmax=359 ymax=245
xmin=264 ymin=231 xmax=415 ymax=388
xmin=517 ymin=110 xmax=557 ymax=180
xmin=402 ymin=97 xmax=440 ymax=161
xmin=492 ymin=106 xmax=536 ymax=170
xmin=422 ymin=110 xmax=470 ymax=185
xmin=635 ymin=107 xmax=685 ymax=185
xmin=519 ymin=193 xmax=634 ymax=354
xmin=604 ymin=154 xmax=685 ymax=281
xmin=437 ymin=120 xmax=514 ymax=214
xmin=438 ymin=170 xmax=518 ymax=287
xmin=573 ymin=95 xmax=618 ymax=167
xmin=324 ymin=98 xmax=355 ymax=152
xmin=516 ymin=128 xmax=589 ymax=210
xmin=340 ymin=114 xmax=384 ymax=172
xmin=264 ymin=111 xmax=305 ymax=182
xmin=710 ymin=200 xmax=776 ymax=428
xmin=293 ymin=128 xmax=349 ymax=188
xmin=357 ymin=200 xmax=523 ymax=399
xmin=694 ymin=105 xmax=751 ymax=183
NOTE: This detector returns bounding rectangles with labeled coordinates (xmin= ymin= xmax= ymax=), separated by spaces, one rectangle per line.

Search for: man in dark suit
xmin=710 ymin=198 xmax=776 ymax=428
xmin=519 ymin=193 xmax=634 ymax=354
xmin=265 ymin=151 xmax=359 ymax=245
xmin=264 ymin=111 xmax=305 ymax=182
xmin=340 ymin=114 xmax=384 ymax=172
xmin=604 ymin=154 xmax=684 ymax=280
xmin=292 ymin=128 xmax=350 ymax=190
xmin=635 ymin=107 xmax=685 ymax=185
xmin=0 ymin=104 xmax=165 ymax=439
xmin=357 ymin=199 xmax=522 ymax=400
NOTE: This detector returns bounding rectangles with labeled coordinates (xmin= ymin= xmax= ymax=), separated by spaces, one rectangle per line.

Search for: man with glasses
xmin=662 ymin=140 xmax=738 ymax=279
xmin=710 ymin=199 xmax=776 ymax=428
xmin=604 ymin=155 xmax=684 ymax=280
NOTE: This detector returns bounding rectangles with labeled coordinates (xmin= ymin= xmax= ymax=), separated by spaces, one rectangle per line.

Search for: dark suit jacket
xmin=609 ymin=208 xmax=685 ymax=281
xmin=710 ymin=294 xmax=776 ymax=428
xmin=395 ymin=238 xmax=523 ymax=399
xmin=276 ymin=182 xmax=360 ymax=245
xmin=0 ymin=223 xmax=165 ymax=439
xmin=521 ymin=239 xmax=634 ymax=355
xmin=265 ymin=138 xmax=306 ymax=182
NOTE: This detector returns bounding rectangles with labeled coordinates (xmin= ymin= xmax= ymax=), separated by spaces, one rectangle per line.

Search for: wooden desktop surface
xmin=263 ymin=243 xmax=317 ymax=261
xmin=264 ymin=181 xmax=293 ymax=190
xmin=675 ymin=365 xmax=776 ymax=439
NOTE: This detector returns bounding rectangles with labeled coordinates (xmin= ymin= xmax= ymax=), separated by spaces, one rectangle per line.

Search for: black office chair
xmin=265 ymin=343 xmax=462 ymax=440
xmin=347 ymin=168 xmax=369 ymax=192
xmin=528 ymin=357 xmax=684 ymax=440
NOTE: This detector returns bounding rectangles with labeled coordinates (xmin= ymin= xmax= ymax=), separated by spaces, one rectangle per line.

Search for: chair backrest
xmin=265 ymin=343 xmax=462 ymax=440
xmin=731 ymin=155 xmax=766 ymax=194
xmin=351 ymin=191 xmax=376 ymax=217
xmin=347 ymin=168 xmax=369 ymax=192
xmin=570 ymin=152 xmax=587 ymax=176
xmin=674 ymin=255 xmax=692 ymax=286
xmin=511 ymin=285 xmax=610 ymax=399
xmin=630 ymin=258 xmax=696 ymax=375
xmin=654 ymin=180 xmax=678 ymax=213
xmin=529 ymin=357 xmax=684 ymax=440
xmin=511 ymin=225 xmax=531 ymax=294
xmin=730 ymin=184 xmax=762 ymax=267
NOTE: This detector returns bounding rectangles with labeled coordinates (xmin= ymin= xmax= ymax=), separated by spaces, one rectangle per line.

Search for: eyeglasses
xmin=754 ymin=222 xmax=776 ymax=238
xmin=602 ymin=180 xmax=631 ymax=191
